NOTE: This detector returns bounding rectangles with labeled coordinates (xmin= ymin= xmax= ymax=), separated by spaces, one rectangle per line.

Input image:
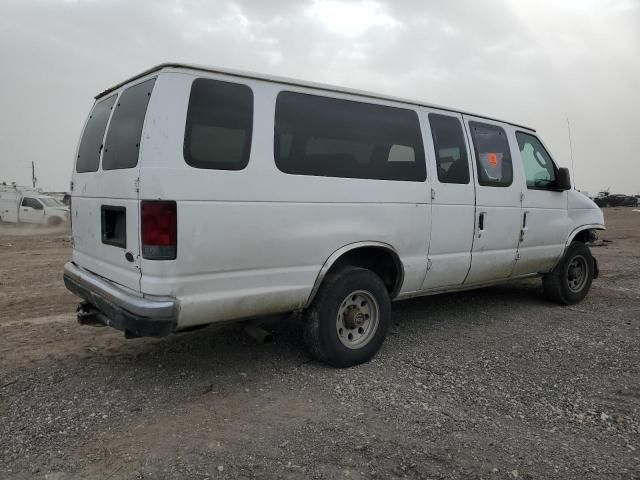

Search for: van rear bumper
xmin=63 ymin=262 xmax=177 ymax=337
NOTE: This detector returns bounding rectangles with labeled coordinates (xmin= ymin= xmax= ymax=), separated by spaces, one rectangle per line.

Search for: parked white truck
xmin=0 ymin=185 xmax=69 ymax=226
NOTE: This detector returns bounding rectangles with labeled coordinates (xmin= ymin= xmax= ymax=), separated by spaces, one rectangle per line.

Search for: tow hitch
xmin=76 ymin=302 xmax=104 ymax=326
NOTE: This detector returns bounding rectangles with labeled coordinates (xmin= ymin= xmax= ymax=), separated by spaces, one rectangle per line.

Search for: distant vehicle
xmin=593 ymin=194 xmax=638 ymax=208
xmin=0 ymin=185 xmax=69 ymax=226
xmin=64 ymin=63 xmax=604 ymax=367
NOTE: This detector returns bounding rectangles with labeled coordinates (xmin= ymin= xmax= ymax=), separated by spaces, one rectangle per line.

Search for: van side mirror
xmin=555 ymin=168 xmax=571 ymax=191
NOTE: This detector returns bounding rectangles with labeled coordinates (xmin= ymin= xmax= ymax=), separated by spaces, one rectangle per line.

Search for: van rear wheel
xmin=303 ymin=267 xmax=390 ymax=368
xmin=542 ymin=242 xmax=594 ymax=305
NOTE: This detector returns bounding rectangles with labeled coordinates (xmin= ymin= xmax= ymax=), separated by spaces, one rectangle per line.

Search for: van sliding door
xmin=421 ymin=111 xmax=476 ymax=290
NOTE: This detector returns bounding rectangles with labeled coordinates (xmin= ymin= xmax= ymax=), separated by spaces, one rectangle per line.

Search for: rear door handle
xmin=477 ymin=212 xmax=486 ymax=237
xmin=520 ymin=211 xmax=529 ymax=242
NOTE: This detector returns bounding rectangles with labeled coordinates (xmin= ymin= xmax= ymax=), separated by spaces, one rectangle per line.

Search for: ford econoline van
xmin=64 ymin=63 xmax=604 ymax=367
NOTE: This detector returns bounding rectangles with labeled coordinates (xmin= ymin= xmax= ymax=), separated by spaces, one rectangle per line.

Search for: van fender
xmin=552 ymin=223 xmax=605 ymax=272
xmin=565 ymin=223 xmax=605 ymax=249
xmin=304 ymin=241 xmax=404 ymax=309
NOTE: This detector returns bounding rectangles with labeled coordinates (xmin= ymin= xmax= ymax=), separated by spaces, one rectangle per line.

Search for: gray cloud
xmin=0 ymin=0 xmax=638 ymax=194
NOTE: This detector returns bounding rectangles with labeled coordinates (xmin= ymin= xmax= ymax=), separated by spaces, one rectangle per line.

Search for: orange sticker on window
xmin=488 ymin=153 xmax=498 ymax=167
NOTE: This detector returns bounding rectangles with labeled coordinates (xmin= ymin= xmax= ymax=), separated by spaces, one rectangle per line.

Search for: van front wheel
xmin=542 ymin=242 xmax=594 ymax=305
xmin=304 ymin=267 xmax=390 ymax=368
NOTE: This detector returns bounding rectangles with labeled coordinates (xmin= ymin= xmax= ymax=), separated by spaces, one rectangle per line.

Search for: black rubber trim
xmin=64 ymin=273 xmax=175 ymax=337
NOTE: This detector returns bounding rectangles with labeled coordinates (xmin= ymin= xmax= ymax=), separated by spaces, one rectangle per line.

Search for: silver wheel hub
xmin=567 ymin=254 xmax=588 ymax=292
xmin=336 ymin=290 xmax=379 ymax=350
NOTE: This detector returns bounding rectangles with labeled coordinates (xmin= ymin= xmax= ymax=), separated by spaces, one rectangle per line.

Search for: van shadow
xmin=394 ymin=278 xmax=547 ymax=322
xmin=103 ymin=278 xmax=548 ymax=379
xmin=41 ymin=277 xmax=554 ymax=431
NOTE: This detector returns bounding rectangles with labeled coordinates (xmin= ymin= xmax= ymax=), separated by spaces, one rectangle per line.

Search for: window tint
xmin=184 ymin=78 xmax=253 ymax=170
xmin=102 ymin=78 xmax=156 ymax=170
xmin=22 ymin=197 xmax=43 ymax=210
xmin=76 ymin=95 xmax=117 ymax=173
xmin=469 ymin=122 xmax=513 ymax=187
xmin=274 ymin=91 xmax=426 ymax=182
xmin=429 ymin=114 xmax=470 ymax=184
xmin=516 ymin=132 xmax=557 ymax=190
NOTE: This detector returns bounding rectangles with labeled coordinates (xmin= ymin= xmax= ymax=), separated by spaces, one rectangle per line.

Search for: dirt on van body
xmin=0 ymin=209 xmax=639 ymax=480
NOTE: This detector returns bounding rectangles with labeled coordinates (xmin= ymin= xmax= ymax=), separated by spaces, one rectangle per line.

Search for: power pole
xmin=31 ymin=161 xmax=37 ymax=189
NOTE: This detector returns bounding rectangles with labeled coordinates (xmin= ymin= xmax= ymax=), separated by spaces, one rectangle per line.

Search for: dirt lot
xmin=1 ymin=209 xmax=639 ymax=479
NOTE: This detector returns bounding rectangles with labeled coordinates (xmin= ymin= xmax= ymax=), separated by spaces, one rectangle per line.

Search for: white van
xmin=0 ymin=185 xmax=69 ymax=226
xmin=63 ymin=63 xmax=604 ymax=367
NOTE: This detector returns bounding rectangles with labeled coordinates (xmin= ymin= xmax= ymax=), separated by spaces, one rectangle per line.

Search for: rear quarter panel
xmin=139 ymin=71 xmax=430 ymax=327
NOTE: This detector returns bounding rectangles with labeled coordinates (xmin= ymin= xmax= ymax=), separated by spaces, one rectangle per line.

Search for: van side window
xmin=429 ymin=114 xmax=470 ymax=184
xmin=22 ymin=197 xmax=43 ymax=210
xmin=103 ymin=78 xmax=156 ymax=170
xmin=274 ymin=91 xmax=426 ymax=182
xmin=184 ymin=78 xmax=254 ymax=170
xmin=515 ymin=132 xmax=557 ymax=190
xmin=76 ymin=95 xmax=117 ymax=173
xmin=469 ymin=122 xmax=513 ymax=187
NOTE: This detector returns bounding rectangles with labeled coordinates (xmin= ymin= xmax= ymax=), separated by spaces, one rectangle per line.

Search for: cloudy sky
xmin=0 ymin=0 xmax=638 ymax=194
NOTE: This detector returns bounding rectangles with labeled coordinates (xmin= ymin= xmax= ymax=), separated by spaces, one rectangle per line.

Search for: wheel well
xmin=572 ymin=229 xmax=597 ymax=244
xmin=327 ymin=246 xmax=402 ymax=297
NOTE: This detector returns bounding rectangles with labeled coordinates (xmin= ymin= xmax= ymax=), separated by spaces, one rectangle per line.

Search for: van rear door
xmin=421 ymin=111 xmax=476 ymax=290
xmin=71 ymin=77 xmax=156 ymax=292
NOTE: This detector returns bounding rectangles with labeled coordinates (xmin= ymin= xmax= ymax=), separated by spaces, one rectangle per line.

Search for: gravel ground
xmin=0 ymin=209 xmax=639 ymax=479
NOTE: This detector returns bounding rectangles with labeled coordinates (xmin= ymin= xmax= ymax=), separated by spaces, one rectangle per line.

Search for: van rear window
xmin=183 ymin=78 xmax=254 ymax=170
xmin=274 ymin=92 xmax=426 ymax=182
xmin=102 ymin=78 xmax=156 ymax=170
xmin=76 ymin=95 xmax=117 ymax=173
xmin=429 ymin=114 xmax=470 ymax=184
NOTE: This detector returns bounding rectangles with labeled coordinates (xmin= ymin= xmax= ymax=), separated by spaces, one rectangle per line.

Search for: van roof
xmin=96 ymin=62 xmax=536 ymax=132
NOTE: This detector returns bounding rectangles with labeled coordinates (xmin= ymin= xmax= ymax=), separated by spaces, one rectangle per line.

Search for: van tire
xmin=47 ymin=217 xmax=62 ymax=227
xmin=542 ymin=242 xmax=594 ymax=305
xmin=304 ymin=267 xmax=390 ymax=368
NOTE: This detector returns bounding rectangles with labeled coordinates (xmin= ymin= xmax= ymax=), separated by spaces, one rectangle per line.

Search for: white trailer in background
xmin=0 ymin=185 xmax=69 ymax=226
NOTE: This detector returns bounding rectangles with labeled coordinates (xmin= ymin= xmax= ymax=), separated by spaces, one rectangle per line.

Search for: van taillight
xmin=141 ymin=201 xmax=177 ymax=260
